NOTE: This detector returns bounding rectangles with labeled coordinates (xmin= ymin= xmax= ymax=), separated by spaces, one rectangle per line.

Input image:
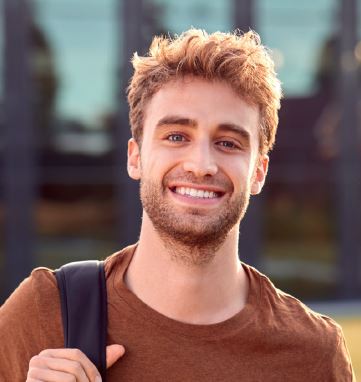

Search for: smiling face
xmin=128 ymin=76 xmax=268 ymax=253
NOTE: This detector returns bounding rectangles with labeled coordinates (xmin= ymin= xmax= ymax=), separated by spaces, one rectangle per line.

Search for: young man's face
xmin=128 ymin=76 xmax=268 ymax=249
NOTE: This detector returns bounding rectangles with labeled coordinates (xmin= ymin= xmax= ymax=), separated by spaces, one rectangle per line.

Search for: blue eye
xmin=218 ymin=141 xmax=238 ymax=149
xmin=167 ymin=134 xmax=185 ymax=142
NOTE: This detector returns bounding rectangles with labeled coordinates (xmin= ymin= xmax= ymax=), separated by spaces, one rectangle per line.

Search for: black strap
xmin=55 ymin=261 xmax=107 ymax=380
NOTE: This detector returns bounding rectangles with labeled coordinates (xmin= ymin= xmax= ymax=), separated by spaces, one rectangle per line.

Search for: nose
xmin=182 ymin=141 xmax=218 ymax=177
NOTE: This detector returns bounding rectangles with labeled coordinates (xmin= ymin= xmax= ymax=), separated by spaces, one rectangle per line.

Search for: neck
xmin=124 ymin=214 xmax=249 ymax=325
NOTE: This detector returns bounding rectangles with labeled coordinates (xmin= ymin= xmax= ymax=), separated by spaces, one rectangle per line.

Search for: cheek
xmin=227 ymin=162 xmax=253 ymax=190
xmin=147 ymin=144 xmax=182 ymax=166
xmin=141 ymin=152 xmax=173 ymax=178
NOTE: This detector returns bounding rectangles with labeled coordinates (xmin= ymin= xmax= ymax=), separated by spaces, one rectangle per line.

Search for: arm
xmin=331 ymin=326 xmax=356 ymax=382
xmin=0 ymin=269 xmax=61 ymax=381
xmin=1 ymin=269 xmax=125 ymax=382
xmin=319 ymin=319 xmax=356 ymax=382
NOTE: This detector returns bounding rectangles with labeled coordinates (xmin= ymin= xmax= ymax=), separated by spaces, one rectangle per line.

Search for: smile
xmin=172 ymin=187 xmax=221 ymax=199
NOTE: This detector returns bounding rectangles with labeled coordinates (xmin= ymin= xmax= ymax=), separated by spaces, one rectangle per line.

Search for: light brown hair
xmin=127 ymin=28 xmax=282 ymax=154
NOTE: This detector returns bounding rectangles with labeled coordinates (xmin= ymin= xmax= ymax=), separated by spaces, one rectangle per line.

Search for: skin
xmin=26 ymin=345 xmax=125 ymax=382
xmin=126 ymin=76 xmax=268 ymax=324
xmin=26 ymin=76 xmax=268 ymax=379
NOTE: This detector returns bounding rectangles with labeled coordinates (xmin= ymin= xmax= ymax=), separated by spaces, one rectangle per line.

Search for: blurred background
xmin=0 ymin=0 xmax=360 ymax=376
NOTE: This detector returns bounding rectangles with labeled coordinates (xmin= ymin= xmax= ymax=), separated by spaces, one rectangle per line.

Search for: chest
xmin=105 ymin=309 xmax=326 ymax=381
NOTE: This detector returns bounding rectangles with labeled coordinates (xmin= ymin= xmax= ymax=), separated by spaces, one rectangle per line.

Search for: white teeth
xmin=174 ymin=187 xmax=219 ymax=198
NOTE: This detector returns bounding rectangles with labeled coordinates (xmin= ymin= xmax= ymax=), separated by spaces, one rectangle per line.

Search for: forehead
xmin=143 ymin=77 xmax=260 ymax=138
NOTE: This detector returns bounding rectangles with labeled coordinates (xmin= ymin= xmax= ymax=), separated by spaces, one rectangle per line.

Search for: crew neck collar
xmin=107 ymin=244 xmax=261 ymax=340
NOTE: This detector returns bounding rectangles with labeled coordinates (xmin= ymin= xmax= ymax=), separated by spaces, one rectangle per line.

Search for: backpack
xmin=55 ymin=260 xmax=108 ymax=381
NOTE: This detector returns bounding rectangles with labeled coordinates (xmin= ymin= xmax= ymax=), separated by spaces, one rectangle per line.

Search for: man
xmin=0 ymin=29 xmax=355 ymax=381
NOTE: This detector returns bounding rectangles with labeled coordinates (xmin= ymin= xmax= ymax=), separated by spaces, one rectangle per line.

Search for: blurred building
xmin=0 ymin=0 xmax=360 ymax=303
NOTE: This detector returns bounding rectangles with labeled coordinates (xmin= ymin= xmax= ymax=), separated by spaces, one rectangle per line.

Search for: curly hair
xmin=127 ymin=28 xmax=282 ymax=154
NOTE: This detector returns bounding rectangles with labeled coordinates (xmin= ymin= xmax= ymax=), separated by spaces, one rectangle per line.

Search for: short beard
xmin=140 ymin=176 xmax=250 ymax=267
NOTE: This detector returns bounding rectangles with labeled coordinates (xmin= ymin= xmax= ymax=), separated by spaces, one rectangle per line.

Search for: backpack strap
xmin=54 ymin=260 xmax=107 ymax=380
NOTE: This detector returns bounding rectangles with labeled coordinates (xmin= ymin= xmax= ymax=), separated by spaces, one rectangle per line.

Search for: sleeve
xmin=0 ymin=268 xmax=64 ymax=382
xmin=329 ymin=324 xmax=356 ymax=382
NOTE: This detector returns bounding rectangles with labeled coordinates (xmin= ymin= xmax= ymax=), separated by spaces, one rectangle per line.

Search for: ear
xmin=127 ymin=138 xmax=141 ymax=180
xmin=250 ymin=154 xmax=269 ymax=195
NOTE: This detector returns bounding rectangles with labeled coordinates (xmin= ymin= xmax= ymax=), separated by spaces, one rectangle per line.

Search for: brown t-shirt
xmin=0 ymin=244 xmax=355 ymax=381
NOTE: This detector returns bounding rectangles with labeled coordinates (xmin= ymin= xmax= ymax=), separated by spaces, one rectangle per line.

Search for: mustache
xmin=163 ymin=172 xmax=233 ymax=192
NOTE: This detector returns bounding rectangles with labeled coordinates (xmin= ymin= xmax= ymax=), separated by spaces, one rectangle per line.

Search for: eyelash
xmin=216 ymin=140 xmax=240 ymax=150
xmin=166 ymin=133 xmax=186 ymax=142
xmin=164 ymin=134 xmax=242 ymax=151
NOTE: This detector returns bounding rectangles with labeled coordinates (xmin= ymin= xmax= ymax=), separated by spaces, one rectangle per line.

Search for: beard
xmin=140 ymin=171 xmax=251 ymax=266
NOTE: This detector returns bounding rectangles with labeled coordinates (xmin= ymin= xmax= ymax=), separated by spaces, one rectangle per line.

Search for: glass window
xmin=257 ymin=0 xmax=340 ymax=300
xmin=34 ymin=0 xmax=118 ymax=140
xmin=257 ymin=0 xmax=338 ymax=97
xmin=31 ymin=0 xmax=120 ymax=268
xmin=143 ymin=0 xmax=234 ymax=36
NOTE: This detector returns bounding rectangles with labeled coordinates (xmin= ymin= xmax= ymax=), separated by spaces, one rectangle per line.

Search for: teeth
xmin=174 ymin=187 xmax=219 ymax=198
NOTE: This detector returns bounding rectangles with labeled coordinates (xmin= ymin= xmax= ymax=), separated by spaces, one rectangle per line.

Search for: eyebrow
xmin=218 ymin=123 xmax=251 ymax=143
xmin=156 ymin=116 xmax=197 ymax=128
xmin=156 ymin=115 xmax=251 ymax=142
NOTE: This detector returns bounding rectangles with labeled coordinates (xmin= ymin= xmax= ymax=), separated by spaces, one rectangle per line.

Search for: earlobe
xmin=251 ymin=155 xmax=269 ymax=195
xmin=127 ymin=138 xmax=141 ymax=180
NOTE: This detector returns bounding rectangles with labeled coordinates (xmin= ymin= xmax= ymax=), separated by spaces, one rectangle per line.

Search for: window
xmin=31 ymin=0 xmax=120 ymax=268
xmin=257 ymin=0 xmax=337 ymax=97
xmin=143 ymin=0 xmax=234 ymax=39
xmin=257 ymin=0 xmax=343 ymax=300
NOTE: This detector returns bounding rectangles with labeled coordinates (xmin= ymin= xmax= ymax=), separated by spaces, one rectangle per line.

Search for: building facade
xmin=1 ymin=0 xmax=360 ymax=302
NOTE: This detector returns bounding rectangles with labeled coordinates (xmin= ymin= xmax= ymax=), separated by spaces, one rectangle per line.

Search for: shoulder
xmin=247 ymin=263 xmax=339 ymax=329
xmin=103 ymin=243 xmax=137 ymax=279
xmin=29 ymin=267 xmax=61 ymax=316
xmin=245 ymin=264 xmax=346 ymax=351
xmin=245 ymin=264 xmax=354 ymax=379
xmin=1 ymin=267 xmax=59 ymax=320
xmin=0 ymin=267 xmax=63 ymax=380
xmin=30 ymin=266 xmax=58 ymax=293
xmin=0 ymin=267 xmax=63 ymax=339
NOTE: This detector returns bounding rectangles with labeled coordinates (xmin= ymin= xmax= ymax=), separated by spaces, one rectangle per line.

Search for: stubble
xmin=140 ymin=173 xmax=250 ymax=266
